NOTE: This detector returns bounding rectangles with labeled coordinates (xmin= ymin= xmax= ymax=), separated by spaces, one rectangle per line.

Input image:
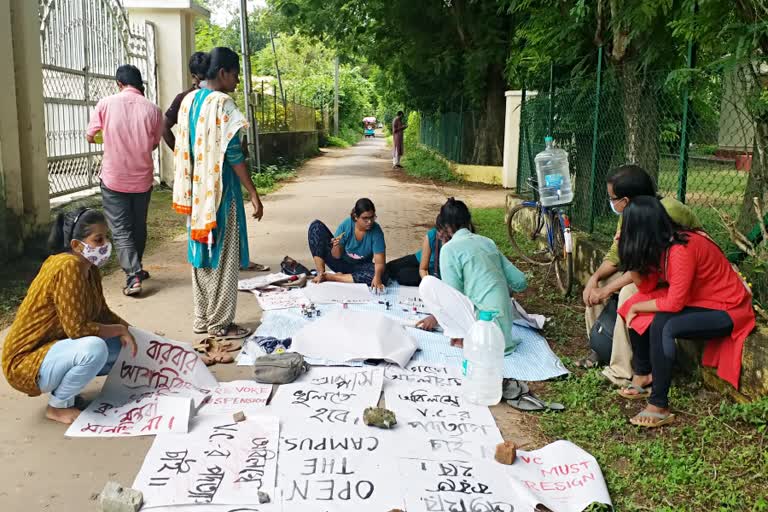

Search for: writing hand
xmin=371 ymin=278 xmax=385 ymax=294
xmin=331 ymin=234 xmax=343 ymax=249
xmin=120 ymin=326 xmax=138 ymax=358
xmin=251 ymin=197 xmax=264 ymax=221
xmin=416 ymin=314 xmax=438 ymax=331
xmin=312 ymin=272 xmax=326 ymax=284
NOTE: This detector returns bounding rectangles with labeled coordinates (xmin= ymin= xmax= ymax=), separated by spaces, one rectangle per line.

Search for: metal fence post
xmin=677 ymin=23 xmax=697 ymax=203
xmin=516 ymin=89 xmax=527 ymax=191
xmin=587 ymin=46 xmax=604 ymax=233
xmin=547 ymin=61 xmax=554 ymax=137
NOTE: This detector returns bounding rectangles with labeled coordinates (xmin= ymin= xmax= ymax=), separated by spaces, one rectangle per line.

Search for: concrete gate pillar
xmin=125 ymin=1 xmax=210 ymax=186
xmin=502 ymin=90 xmax=537 ymax=190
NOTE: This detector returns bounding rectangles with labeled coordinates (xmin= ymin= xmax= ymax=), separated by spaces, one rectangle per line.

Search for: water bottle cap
xmin=544 ymin=136 xmax=553 ymax=143
xmin=478 ymin=310 xmax=495 ymax=321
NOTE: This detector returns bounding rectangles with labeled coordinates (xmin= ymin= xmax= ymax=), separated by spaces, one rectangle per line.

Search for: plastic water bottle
xmin=462 ymin=310 xmax=504 ymax=405
xmin=535 ymin=136 xmax=573 ymax=206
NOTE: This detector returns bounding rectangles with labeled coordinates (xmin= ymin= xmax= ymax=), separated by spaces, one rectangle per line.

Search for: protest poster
xmin=198 ymin=381 xmax=273 ymax=416
xmin=303 ymin=282 xmax=374 ymax=304
xmin=269 ymin=367 xmax=383 ymax=426
xmin=252 ymin=288 xmax=309 ymax=311
xmin=66 ymin=328 xmax=217 ymax=437
xmin=383 ymin=363 xmax=464 ymax=388
xmin=278 ymin=423 xmax=404 ymax=512
xmin=383 ymin=378 xmax=501 ymax=461
xmin=398 ymin=457 xmax=522 ymax=512
xmin=505 ymin=440 xmax=613 ymax=512
xmin=238 ymin=272 xmax=294 ymax=291
xmin=133 ymin=415 xmax=280 ymax=507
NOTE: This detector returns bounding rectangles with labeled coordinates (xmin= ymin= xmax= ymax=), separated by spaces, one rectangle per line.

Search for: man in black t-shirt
xmin=162 ymin=52 xmax=209 ymax=150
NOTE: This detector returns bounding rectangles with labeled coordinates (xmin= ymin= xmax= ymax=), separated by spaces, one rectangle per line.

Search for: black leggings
xmin=387 ymin=254 xmax=421 ymax=286
xmin=630 ymin=307 xmax=733 ymax=408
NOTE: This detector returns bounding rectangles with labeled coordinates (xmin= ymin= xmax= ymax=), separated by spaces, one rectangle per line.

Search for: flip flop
xmin=246 ymin=262 xmax=270 ymax=272
xmin=618 ymin=384 xmax=651 ymax=400
xmin=502 ymin=379 xmax=529 ymax=401
xmin=630 ymin=410 xmax=676 ymax=428
xmin=123 ymin=275 xmax=142 ymax=296
xmin=507 ymin=392 xmax=565 ymax=412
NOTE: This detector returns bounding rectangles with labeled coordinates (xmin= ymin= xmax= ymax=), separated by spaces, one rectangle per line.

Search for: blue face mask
xmin=609 ymin=199 xmax=621 ymax=215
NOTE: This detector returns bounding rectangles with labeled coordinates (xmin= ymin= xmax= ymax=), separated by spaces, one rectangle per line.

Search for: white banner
xmin=66 ymin=328 xmax=217 ymax=437
xmin=133 ymin=415 xmax=280 ymax=507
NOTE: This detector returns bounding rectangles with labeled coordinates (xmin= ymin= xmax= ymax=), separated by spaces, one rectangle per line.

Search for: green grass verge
xmin=472 ymin=206 xmax=768 ymax=512
xmin=325 ymin=136 xmax=351 ymax=148
xmin=252 ymin=161 xmax=297 ymax=195
xmin=401 ymin=145 xmax=462 ymax=182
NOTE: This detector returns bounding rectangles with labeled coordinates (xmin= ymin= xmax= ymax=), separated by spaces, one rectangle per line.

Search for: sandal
xmin=123 ymin=275 xmax=142 ymax=296
xmin=245 ymin=262 xmax=270 ymax=272
xmin=211 ymin=324 xmax=252 ymax=340
xmin=630 ymin=410 xmax=676 ymax=428
xmin=618 ymin=383 xmax=651 ymax=400
xmin=575 ymin=350 xmax=601 ymax=369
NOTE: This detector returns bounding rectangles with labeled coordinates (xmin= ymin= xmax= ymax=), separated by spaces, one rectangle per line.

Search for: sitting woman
xmin=386 ymin=215 xmax=447 ymax=286
xmin=617 ymin=196 xmax=755 ymax=428
xmin=308 ymin=198 xmax=387 ymax=291
xmin=418 ymin=198 xmax=527 ymax=351
xmin=1 ymin=209 xmax=137 ymax=425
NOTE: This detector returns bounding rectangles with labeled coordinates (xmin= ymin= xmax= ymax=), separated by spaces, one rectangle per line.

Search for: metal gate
xmin=39 ymin=0 xmax=159 ymax=198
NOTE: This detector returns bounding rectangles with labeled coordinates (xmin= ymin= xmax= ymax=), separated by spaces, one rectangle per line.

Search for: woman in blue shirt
xmin=386 ymin=215 xmax=445 ymax=286
xmin=308 ymin=198 xmax=387 ymax=290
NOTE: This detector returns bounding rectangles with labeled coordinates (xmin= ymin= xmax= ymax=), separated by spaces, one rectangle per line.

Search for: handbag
xmin=281 ymin=256 xmax=311 ymax=277
xmin=252 ymin=352 xmax=308 ymax=384
xmin=589 ymin=295 xmax=618 ymax=363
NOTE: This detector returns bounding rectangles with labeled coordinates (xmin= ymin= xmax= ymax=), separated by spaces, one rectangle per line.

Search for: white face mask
xmin=609 ymin=199 xmax=622 ymax=215
xmin=78 ymin=240 xmax=112 ymax=267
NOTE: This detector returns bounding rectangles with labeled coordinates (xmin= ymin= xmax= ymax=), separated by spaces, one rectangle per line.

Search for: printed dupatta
xmin=172 ymin=90 xmax=247 ymax=242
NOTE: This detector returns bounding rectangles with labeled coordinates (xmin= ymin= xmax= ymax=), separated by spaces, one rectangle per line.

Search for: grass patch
xmin=325 ymin=136 xmax=351 ymax=148
xmin=251 ymin=160 xmax=297 ymax=195
xmin=401 ymin=145 xmax=462 ymax=182
xmin=471 ymin=205 xmax=768 ymax=511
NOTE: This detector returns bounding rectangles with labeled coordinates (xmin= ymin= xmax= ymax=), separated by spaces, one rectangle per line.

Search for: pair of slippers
xmin=503 ymin=379 xmax=565 ymax=412
xmin=193 ymin=338 xmax=242 ymax=366
xmin=618 ymin=383 xmax=676 ymax=428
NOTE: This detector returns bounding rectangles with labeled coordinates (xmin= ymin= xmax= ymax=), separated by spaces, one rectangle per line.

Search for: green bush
xmin=404 ymin=111 xmax=421 ymax=150
xmin=401 ymin=146 xmax=461 ymax=182
xmin=250 ymin=158 xmax=297 ymax=194
xmin=325 ymin=136 xmax=351 ymax=148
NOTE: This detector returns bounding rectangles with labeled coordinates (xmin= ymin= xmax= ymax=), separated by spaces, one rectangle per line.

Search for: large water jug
xmin=534 ymin=136 xmax=573 ymax=206
xmin=462 ymin=310 xmax=504 ymax=405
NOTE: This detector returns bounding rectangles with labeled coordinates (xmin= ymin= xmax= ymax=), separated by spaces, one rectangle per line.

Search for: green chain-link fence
xmin=251 ymin=81 xmax=321 ymax=133
xmin=420 ymin=108 xmax=496 ymax=165
xmin=518 ymin=49 xmax=765 ymax=307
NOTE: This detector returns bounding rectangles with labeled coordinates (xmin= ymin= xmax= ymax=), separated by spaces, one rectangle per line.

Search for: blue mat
xmin=251 ymin=284 xmax=569 ymax=382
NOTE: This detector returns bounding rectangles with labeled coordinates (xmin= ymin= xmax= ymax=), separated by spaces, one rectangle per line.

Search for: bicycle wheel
xmin=550 ymin=211 xmax=574 ymax=296
xmin=507 ymin=203 xmax=555 ymax=266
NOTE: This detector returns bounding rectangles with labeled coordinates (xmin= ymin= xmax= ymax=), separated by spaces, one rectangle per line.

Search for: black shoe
xmin=138 ymin=270 xmax=150 ymax=280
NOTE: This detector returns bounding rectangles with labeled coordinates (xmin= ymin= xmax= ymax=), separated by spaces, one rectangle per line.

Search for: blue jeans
xmin=37 ymin=336 xmax=122 ymax=408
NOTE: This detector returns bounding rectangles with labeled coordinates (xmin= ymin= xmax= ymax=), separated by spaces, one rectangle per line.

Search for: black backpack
xmin=589 ymin=295 xmax=619 ymax=363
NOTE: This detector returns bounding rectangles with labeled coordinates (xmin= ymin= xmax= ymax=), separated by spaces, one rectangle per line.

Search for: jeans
xmin=630 ymin=307 xmax=733 ymax=408
xmin=387 ymin=254 xmax=422 ymax=286
xmin=101 ymin=182 xmax=152 ymax=276
xmin=37 ymin=336 xmax=122 ymax=408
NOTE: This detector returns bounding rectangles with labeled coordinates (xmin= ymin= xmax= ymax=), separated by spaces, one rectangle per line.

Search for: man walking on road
xmin=86 ymin=64 xmax=163 ymax=297
xmin=392 ymin=110 xmax=407 ymax=168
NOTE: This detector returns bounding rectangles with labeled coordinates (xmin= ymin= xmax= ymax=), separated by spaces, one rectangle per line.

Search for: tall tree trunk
xmin=619 ymin=63 xmax=660 ymax=177
xmin=471 ymin=64 xmax=506 ymax=166
xmin=737 ymin=120 xmax=768 ymax=232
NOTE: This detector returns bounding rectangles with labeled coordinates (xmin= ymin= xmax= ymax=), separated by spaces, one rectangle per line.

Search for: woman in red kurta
xmin=615 ymin=196 xmax=754 ymax=428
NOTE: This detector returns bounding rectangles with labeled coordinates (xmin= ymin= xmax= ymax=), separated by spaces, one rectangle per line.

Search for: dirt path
xmin=0 ymin=136 xmax=541 ymax=510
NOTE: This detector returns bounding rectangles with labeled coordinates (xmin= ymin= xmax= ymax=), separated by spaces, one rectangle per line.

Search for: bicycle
xmin=506 ymin=177 xmax=574 ymax=296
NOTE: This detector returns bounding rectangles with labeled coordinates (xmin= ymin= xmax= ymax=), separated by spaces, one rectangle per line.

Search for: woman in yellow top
xmin=1 ymin=208 xmax=137 ymax=425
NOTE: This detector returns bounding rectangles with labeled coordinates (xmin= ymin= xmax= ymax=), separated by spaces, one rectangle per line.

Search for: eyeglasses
xmin=609 ymin=196 xmax=626 ymax=203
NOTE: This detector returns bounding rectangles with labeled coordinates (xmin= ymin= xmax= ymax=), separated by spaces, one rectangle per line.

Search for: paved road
xmin=0 ymin=136 xmax=536 ymax=510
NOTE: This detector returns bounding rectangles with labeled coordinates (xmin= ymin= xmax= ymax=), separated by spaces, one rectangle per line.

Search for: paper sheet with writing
xmin=278 ymin=422 xmax=404 ymax=512
xmin=398 ymin=457 xmax=523 ymax=512
xmin=251 ymin=288 xmax=309 ymax=311
xmin=269 ymin=367 xmax=383 ymax=426
xmin=504 ymin=440 xmax=612 ymax=512
xmin=303 ymin=282 xmax=374 ymax=304
xmin=198 ymin=381 xmax=272 ymax=416
xmin=133 ymin=415 xmax=280 ymax=507
xmin=383 ymin=373 xmax=501 ymax=461
xmin=65 ymin=328 xmax=217 ymax=437
xmin=238 ymin=272 xmax=294 ymax=291
xmin=383 ymin=363 xmax=464 ymax=389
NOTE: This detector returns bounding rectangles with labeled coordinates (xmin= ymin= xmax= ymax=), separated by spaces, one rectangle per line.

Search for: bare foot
xmin=45 ymin=406 xmax=81 ymax=424
xmin=450 ymin=338 xmax=464 ymax=348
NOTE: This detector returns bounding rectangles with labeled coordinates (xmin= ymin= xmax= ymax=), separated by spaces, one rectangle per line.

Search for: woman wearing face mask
xmin=1 ymin=208 xmax=136 ymax=425
xmin=578 ymin=165 xmax=702 ymax=383
xmin=386 ymin=214 xmax=448 ymax=287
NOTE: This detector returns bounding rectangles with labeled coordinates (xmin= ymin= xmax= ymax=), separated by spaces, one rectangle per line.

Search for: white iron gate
xmin=39 ymin=0 xmax=159 ymax=198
